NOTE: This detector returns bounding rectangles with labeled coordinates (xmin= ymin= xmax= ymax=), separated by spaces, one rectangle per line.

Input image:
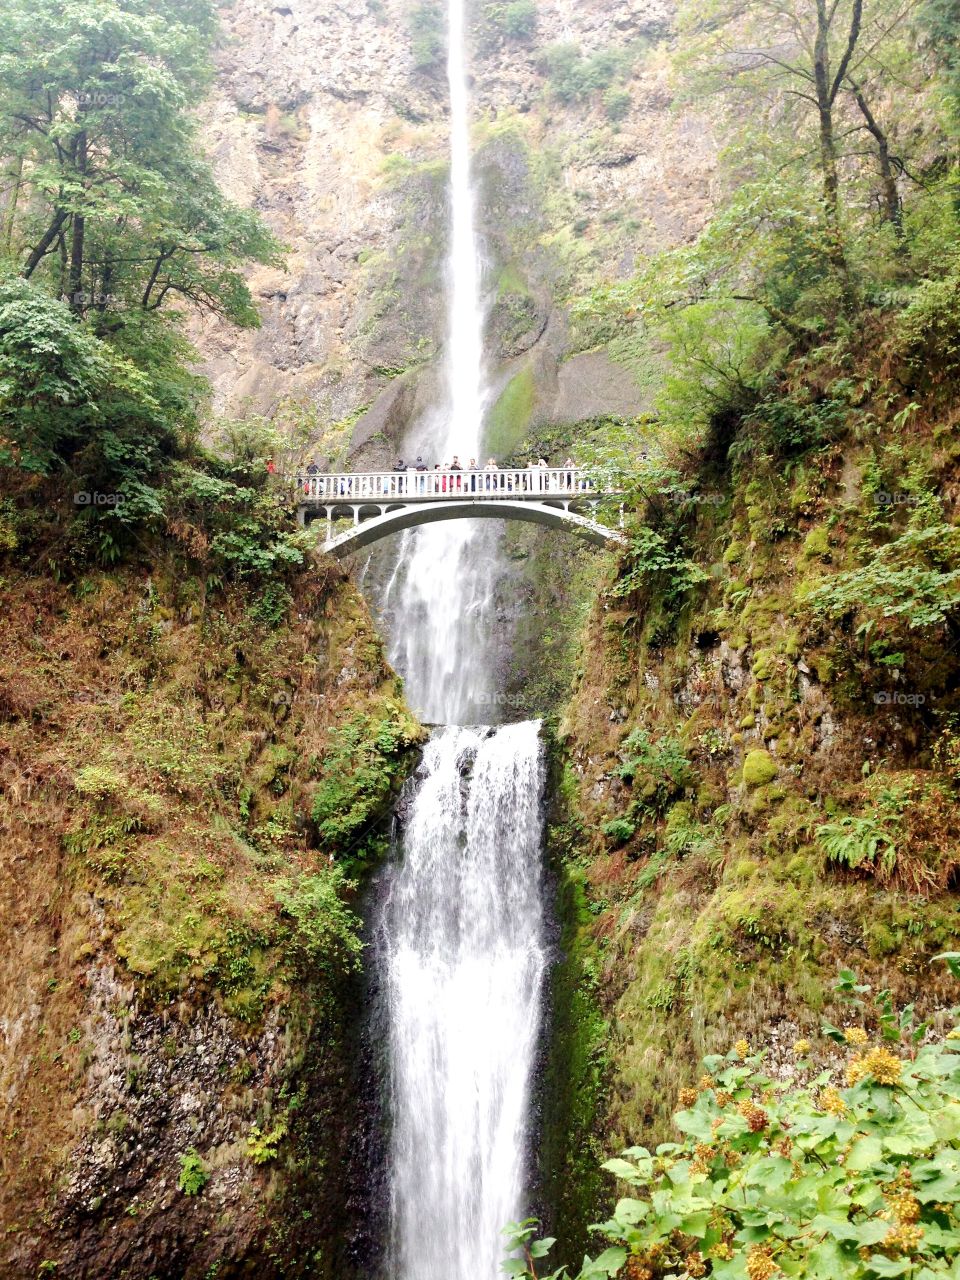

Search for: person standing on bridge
xmin=468 ymin=458 xmax=479 ymax=492
xmin=536 ymin=457 xmax=549 ymax=492
xmin=563 ymin=457 xmax=575 ymax=489
xmin=414 ymin=456 xmax=427 ymax=493
xmin=484 ymin=457 xmax=498 ymax=492
xmin=394 ymin=457 xmax=408 ymax=496
xmin=450 ymin=455 xmax=463 ymax=492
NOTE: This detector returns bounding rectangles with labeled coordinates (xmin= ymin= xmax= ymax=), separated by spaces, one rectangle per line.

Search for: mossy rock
xmin=801 ymin=526 xmax=831 ymax=560
xmin=723 ymin=540 xmax=746 ymax=566
xmin=751 ymin=649 xmax=776 ymax=681
xmin=488 ymin=364 xmax=537 ymax=456
xmin=743 ymin=749 xmax=777 ymax=788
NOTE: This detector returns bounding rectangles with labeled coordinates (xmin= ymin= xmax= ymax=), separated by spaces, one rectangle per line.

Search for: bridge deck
xmin=291 ymin=467 xmax=625 ymax=557
xmin=296 ymin=466 xmax=596 ymax=504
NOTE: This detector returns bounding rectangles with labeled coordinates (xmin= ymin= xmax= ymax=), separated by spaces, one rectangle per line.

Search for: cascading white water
xmin=382 ymin=0 xmax=495 ymax=727
xmin=381 ymin=724 xmax=546 ymax=1280
xmin=374 ymin=0 xmax=548 ymax=1276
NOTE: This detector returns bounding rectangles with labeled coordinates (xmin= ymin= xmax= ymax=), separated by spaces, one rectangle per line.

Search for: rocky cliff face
xmin=0 ymin=563 xmax=420 ymax=1278
xmin=195 ymin=0 xmax=715 ymax=460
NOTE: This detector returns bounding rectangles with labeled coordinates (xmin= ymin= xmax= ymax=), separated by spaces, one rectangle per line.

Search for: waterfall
xmin=381 ymin=0 xmax=495 ymax=728
xmin=380 ymin=725 xmax=546 ymax=1280
xmin=373 ymin=0 xmax=549 ymax=1276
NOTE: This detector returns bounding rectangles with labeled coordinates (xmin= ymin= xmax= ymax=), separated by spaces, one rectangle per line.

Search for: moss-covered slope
xmin=0 ymin=557 xmax=422 ymax=1278
xmin=541 ymin=342 xmax=960 ymax=1257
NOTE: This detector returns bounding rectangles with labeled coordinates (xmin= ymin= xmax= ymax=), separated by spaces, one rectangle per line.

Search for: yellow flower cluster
xmin=884 ymin=1222 xmax=924 ymax=1254
xmin=738 ymin=1099 xmax=769 ymax=1132
xmin=889 ymin=1192 xmax=921 ymax=1224
xmin=844 ymin=1027 xmax=869 ymax=1046
xmin=708 ymin=1242 xmax=734 ymax=1261
xmin=846 ymin=1046 xmax=903 ymax=1086
xmin=678 ymin=1087 xmax=699 ymax=1108
xmin=818 ymin=1086 xmax=847 ymax=1117
xmin=792 ymin=1039 xmax=811 ymax=1055
xmin=699 ymin=1074 xmax=715 ymax=1091
xmin=624 ymin=1257 xmax=652 ymax=1280
xmin=715 ymin=1089 xmax=733 ymax=1107
xmin=735 ymin=1038 xmax=750 ymax=1058
xmin=745 ymin=1244 xmax=779 ymax=1280
xmin=685 ymin=1252 xmax=707 ymax=1278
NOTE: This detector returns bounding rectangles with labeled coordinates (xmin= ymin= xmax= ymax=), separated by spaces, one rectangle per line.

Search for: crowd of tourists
xmin=389 ymin=454 xmax=578 ymax=493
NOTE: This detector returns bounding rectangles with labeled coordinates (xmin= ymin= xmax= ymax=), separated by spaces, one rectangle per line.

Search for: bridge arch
xmin=304 ymin=499 xmax=625 ymax=559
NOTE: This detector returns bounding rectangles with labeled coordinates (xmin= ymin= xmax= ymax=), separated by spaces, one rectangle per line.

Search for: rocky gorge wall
xmin=0 ymin=556 xmax=422 ymax=1279
xmin=195 ymin=0 xmax=715 ymax=463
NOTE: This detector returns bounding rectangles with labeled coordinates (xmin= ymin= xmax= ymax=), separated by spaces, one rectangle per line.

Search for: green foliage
xmin=735 ymin=391 xmax=850 ymax=462
xmin=0 ymin=0 xmax=281 ymax=325
xmin=617 ymin=728 xmax=693 ymax=814
xmin=275 ymin=869 xmax=364 ymax=974
xmin=510 ymin=978 xmax=960 ymax=1280
xmin=895 ymin=270 xmax=960 ymax=375
xmin=817 ymin=815 xmax=899 ymax=882
xmin=310 ymin=711 xmax=419 ymax=857
xmin=0 ymin=276 xmax=175 ymax=485
xmin=807 ymin=524 xmax=960 ymax=633
xmin=245 ymin=1120 xmax=288 ymax=1165
xmin=601 ymin=817 xmax=636 ymax=847
xmin=541 ymin=44 xmax=632 ymax=105
xmin=177 ymin=1148 xmax=209 ymax=1195
xmin=602 ymin=87 xmax=631 ymax=121
xmin=486 ymin=0 xmax=537 ymax=40
xmin=409 ymin=2 xmax=444 ymax=71
xmin=610 ymin=526 xmax=709 ymax=614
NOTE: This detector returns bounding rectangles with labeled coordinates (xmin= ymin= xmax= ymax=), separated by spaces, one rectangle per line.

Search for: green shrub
xmin=817 ymin=815 xmax=898 ymax=881
xmin=409 ymin=2 xmax=444 ymax=71
xmin=897 ymin=270 xmax=960 ymax=374
xmin=807 ymin=523 xmax=960 ymax=632
xmin=310 ymin=712 xmax=417 ymax=854
xmin=275 ymin=869 xmax=363 ymax=973
xmin=507 ymin=973 xmax=960 ymax=1280
xmin=487 ymin=0 xmax=537 ymax=39
xmin=177 ymin=1148 xmax=209 ymax=1195
xmin=602 ymin=86 xmax=631 ymax=120
xmin=601 ymin=817 xmax=636 ymax=846
xmin=541 ymin=43 xmax=631 ymax=104
xmin=617 ymin=728 xmax=694 ymax=812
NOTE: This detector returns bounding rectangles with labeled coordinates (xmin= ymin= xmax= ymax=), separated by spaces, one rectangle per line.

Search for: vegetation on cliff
xmin=536 ymin=0 xmax=960 ymax=1267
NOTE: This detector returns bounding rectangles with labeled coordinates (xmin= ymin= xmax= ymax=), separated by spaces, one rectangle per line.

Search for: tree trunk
xmin=67 ymin=131 xmax=87 ymax=314
xmin=813 ymin=0 xmax=854 ymax=308
xmin=21 ymin=209 xmax=69 ymax=278
xmin=849 ymin=80 xmax=904 ymax=246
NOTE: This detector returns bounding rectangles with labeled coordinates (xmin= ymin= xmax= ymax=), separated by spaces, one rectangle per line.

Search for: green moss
xmin=743 ymin=749 xmax=778 ymax=788
xmin=802 ymin=526 xmax=831 ymax=560
xmin=488 ymin=364 xmax=537 ymax=457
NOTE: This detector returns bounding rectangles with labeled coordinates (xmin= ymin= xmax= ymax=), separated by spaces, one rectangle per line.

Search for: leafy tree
xmin=0 ymin=0 xmax=281 ymax=325
xmin=675 ymin=0 xmax=926 ymax=300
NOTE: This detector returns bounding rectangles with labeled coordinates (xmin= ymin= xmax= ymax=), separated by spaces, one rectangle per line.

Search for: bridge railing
xmin=295 ymin=467 xmax=597 ymax=501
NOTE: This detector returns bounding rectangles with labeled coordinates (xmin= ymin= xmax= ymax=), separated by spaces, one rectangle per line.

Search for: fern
xmin=816 ymin=815 xmax=898 ymax=881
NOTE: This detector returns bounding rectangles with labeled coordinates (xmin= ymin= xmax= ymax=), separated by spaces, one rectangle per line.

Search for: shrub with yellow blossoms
xmin=504 ymin=970 xmax=960 ymax=1280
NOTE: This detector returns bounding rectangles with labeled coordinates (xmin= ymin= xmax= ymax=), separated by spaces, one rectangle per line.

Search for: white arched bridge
xmin=296 ymin=466 xmax=626 ymax=558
